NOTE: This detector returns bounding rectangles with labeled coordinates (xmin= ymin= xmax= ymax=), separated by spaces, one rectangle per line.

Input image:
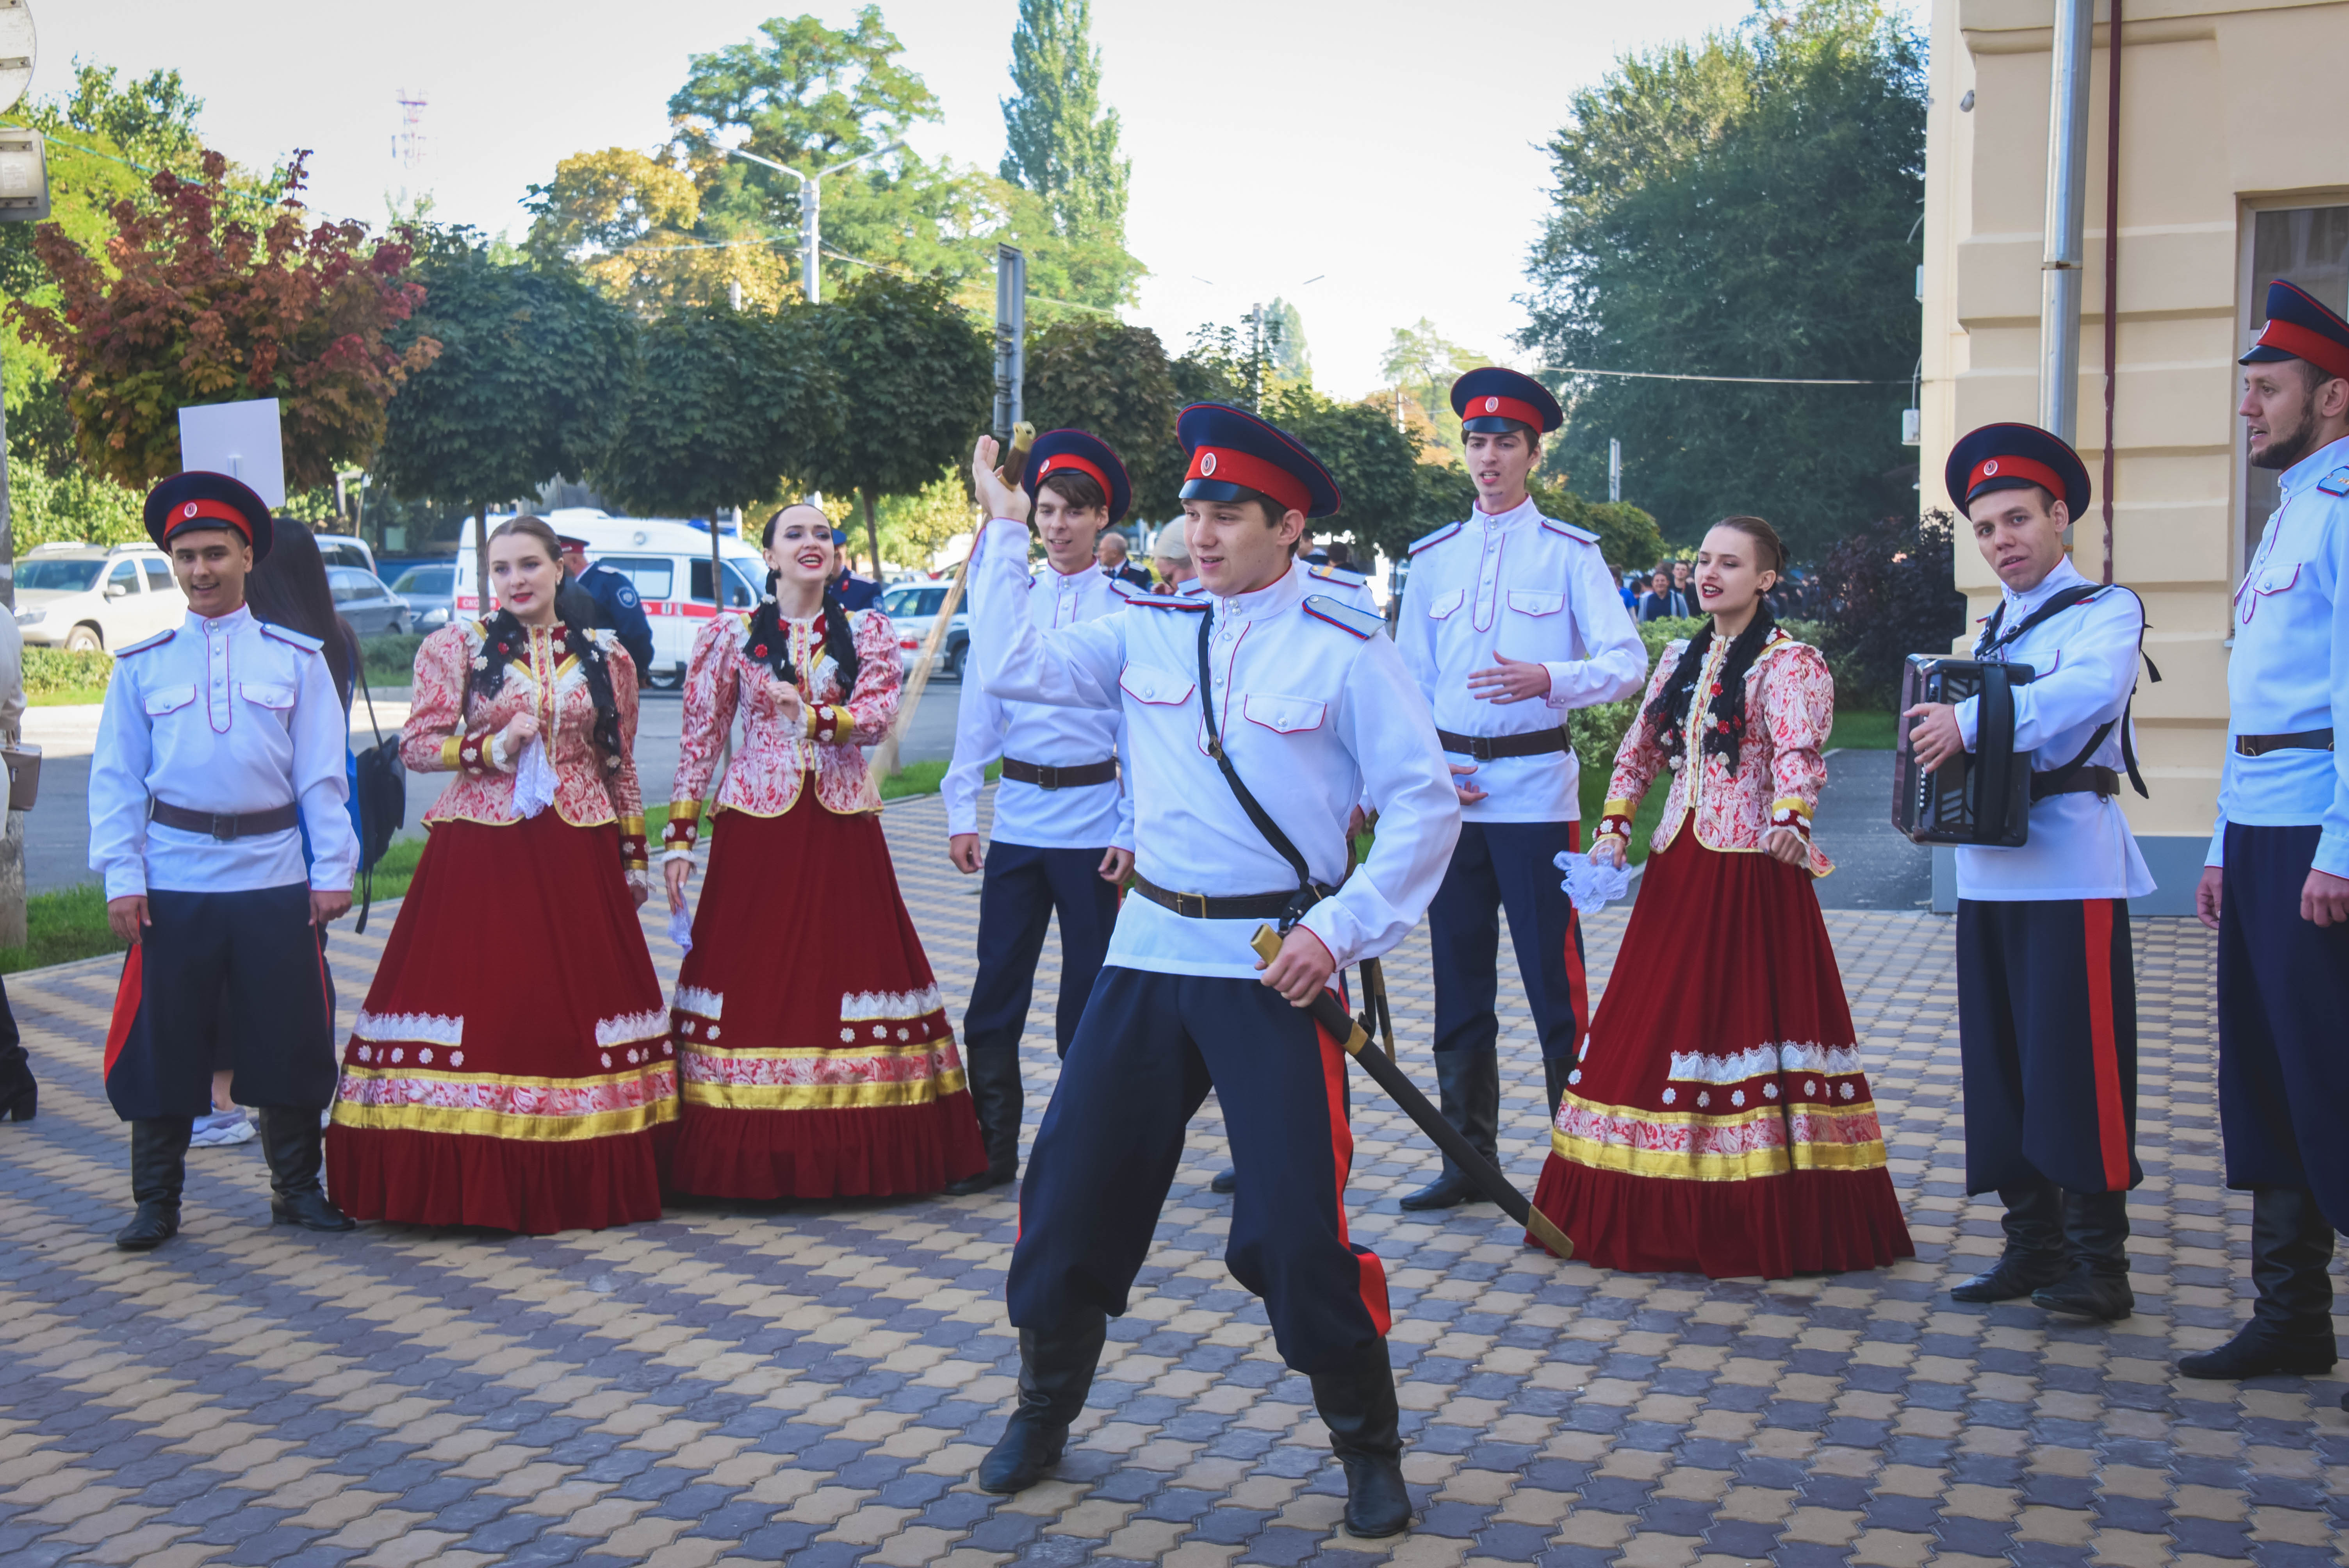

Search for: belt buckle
xmin=1470 ymin=736 xmax=1495 ymax=763
xmin=209 ymin=812 xmax=234 ymax=841
xmin=1174 ymin=890 xmax=1207 ymax=918
xmin=1035 ymin=764 xmax=1060 ymax=791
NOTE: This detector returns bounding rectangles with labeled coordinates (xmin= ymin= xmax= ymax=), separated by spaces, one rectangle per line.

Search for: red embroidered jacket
xmin=1597 ymin=628 xmax=1835 ymax=878
xmin=403 ymin=620 xmax=649 ymax=871
xmin=663 ymin=608 xmax=902 ymax=853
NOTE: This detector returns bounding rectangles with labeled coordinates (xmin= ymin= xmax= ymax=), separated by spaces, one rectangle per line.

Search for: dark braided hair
xmin=1639 ymin=516 xmax=1787 ymax=775
xmin=468 ymin=515 xmax=625 ymax=765
xmin=743 ymin=504 xmax=860 ymax=695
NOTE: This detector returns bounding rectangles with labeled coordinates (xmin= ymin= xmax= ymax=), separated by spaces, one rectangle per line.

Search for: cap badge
xmin=1483 ymin=396 xmax=1500 ymax=413
xmin=182 ymin=502 xmax=200 ymax=519
xmin=1200 ymin=452 xmax=1219 ymax=477
xmin=1982 ymin=460 xmax=1999 ymax=475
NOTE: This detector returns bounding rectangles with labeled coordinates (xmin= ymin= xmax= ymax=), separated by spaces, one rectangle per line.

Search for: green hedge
xmin=360 ymin=633 xmax=426 ymax=686
xmin=22 ymin=647 xmax=116 ymax=697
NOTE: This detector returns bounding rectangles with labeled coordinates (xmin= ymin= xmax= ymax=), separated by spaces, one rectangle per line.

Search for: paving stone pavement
xmin=2 ymin=786 xmax=2345 ymax=1568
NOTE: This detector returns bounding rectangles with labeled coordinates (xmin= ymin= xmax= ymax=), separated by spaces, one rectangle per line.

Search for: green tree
xmin=373 ymin=239 xmax=635 ymax=601
xmin=797 ymin=271 xmax=993 ymax=572
xmin=1521 ymin=0 xmax=1925 ymax=558
xmin=1378 ymin=318 xmax=1488 ymax=463
xmin=998 ymin=0 xmax=1141 ymax=308
xmin=1021 ymin=315 xmax=1182 ymax=520
xmin=1262 ymin=298 xmax=1310 ymax=384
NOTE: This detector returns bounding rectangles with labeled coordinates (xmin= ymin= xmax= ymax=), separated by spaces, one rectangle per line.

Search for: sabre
xmin=1249 ymin=927 xmax=1574 ymax=1260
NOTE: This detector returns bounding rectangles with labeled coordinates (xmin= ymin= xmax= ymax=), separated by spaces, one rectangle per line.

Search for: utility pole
xmin=0 ymin=0 xmax=43 ymax=950
xmin=727 ymin=140 xmax=905 ymax=305
xmin=993 ymin=245 xmax=1026 ymax=442
xmin=1608 ymin=439 xmax=1622 ymax=504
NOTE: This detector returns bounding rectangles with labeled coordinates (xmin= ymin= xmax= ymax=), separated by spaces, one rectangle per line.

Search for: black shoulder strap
xmin=2019 ymin=583 xmax=2157 ymax=800
xmin=1979 ymin=582 xmax=2104 ymax=657
xmin=1196 ymin=607 xmax=1322 ymax=928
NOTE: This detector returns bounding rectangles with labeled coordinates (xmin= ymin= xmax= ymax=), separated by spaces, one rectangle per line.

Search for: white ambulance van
xmin=453 ymin=511 xmax=770 ymax=688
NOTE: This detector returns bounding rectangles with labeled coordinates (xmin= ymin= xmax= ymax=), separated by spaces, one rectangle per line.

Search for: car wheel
xmin=65 ymin=625 xmax=103 ymax=654
xmin=392 ymin=615 xmax=409 ymax=635
xmin=943 ymin=642 xmax=964 ymax=679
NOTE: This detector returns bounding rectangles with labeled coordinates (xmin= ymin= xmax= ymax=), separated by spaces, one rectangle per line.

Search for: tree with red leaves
xmin=9 ymin=149 xmax=440 ymax=493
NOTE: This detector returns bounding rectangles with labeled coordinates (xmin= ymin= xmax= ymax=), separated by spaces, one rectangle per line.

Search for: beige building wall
xmin=1918 ymin=0 xmax=2349 ymax=911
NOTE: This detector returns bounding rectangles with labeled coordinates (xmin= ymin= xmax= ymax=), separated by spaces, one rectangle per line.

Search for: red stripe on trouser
xmin=1560 ymin=822 xmax=1590 ymax=1049
xmin=103 ymin=945 xmax=143 ymax=1082
xmin=1314 ymin=1005 xmax=1391 ymax=1336
xmin=2082 ymin=899 xmax=2129 ymax=1191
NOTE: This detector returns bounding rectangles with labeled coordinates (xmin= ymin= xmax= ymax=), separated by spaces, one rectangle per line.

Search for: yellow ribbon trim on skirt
xmin=681 ymin=1067 xmax=968 ymax=1111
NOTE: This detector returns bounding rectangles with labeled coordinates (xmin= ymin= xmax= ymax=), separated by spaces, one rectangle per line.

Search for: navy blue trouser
xmin=104 ymin=884 xmax=337 ymax=1120
xmin=1006 ymin=966 xmax=1389 ymax=1374
xmin=1428 ymin=819 xmax=1587 ymax=1064
xmin=962 ymin=842 xmax=1121 ymax=1060
xmin=1955 ymin=896 xmax=2141 ymax=1196
xmin=2217 ymin=823 xmax=2349 ymax=1229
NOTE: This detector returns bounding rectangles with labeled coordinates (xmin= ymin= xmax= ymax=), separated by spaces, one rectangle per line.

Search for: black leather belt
xmin=2234 ymin=729 xmax=2335 ymax=758
xmin=1436 ymin=727 xmax=1570 ymax=762
xmin=2032 ymin=766 xmax=2121 ymax=801
xmin=1001 ymin=757 xmax=1119 ymax=790
xmin=150 ymin=800 xmax=301 ymax=840
xmin=1132 ymin=873 xmax=1327 ymax=921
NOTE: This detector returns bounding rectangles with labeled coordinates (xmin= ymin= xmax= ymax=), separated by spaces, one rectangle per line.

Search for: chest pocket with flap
xmin=143 ymin=684 xmax=197 ymax=717
xmin=1507 ymin=589 xmax=1564 ymax=617
xmin=1242 ymin=694 xmax=1325 ymax=734
xmin=1118 ymin=665 xmax=1195 ymax=706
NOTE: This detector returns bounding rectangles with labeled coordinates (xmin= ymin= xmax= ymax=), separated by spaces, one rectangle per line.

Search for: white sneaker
xmin=189 ymin=1109 xmax=255 ymax=1147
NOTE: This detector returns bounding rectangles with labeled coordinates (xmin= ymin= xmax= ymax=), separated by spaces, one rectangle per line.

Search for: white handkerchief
xmin=513 ymin=736 xmax=556 ymax=819
xmin=666 ymin=905 xmax=694 ymax=953
xmin=1556 ymin=849 xmax=1632 ymax=916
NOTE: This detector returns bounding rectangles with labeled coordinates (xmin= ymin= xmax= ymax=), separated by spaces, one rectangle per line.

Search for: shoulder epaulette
xmin=1308 ymin=563 xmax=1367 ymax=586
xmin=2317 ymin=467 xmax=2349 ymax=497
xmin=1539 ymin=516 xmax=1601 ymax=544
xmin=1303 ymin=595 xmax=1385 ymax=640
xmin=258 ymin=622 xmax=324 ymax=653
xmin=1408 ymin=522 xmax=1464 ymax=555
xmin=1129 ymin=593 xmax=1207 ymax=611
xmin=116 ymin=629 xmax=175 ymax=657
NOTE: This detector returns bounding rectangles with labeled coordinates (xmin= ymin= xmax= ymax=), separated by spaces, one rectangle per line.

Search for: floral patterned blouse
xmin=1597 ymin=627 xmax=1835 ymax=878
xmin=403 ymin=619 xmax=649 ymax=871
xmin=662 ymin=607 xmax=902 ymax=855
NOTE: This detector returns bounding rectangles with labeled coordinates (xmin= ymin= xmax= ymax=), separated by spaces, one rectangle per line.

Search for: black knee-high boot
xmin=0 ymin=1041 xmax=34 ymax=1123
xmin=2179 ymin=1187 xmax=2338 ymax=1379
xmin=117 ymin=1117 xmax=194 ymax=1250
xmin=2032 ymin=1189 xmax=2133 ymax=1320
xmin=1310 ymin=1338 xmax=1412 ymax=1538
xmin=1950 ymin=1178 xmax=2070 ymax=1301
xmin=976 ymin=1311 xmax=1109 ymax=1494
xmin=257 ymin=1108 xmax=355 ymax=1231
xmin=946 ymin=1048 xmax=1023 ymax=1195
xmin=1399 ymin=1050 xmax=1497 ymax=1210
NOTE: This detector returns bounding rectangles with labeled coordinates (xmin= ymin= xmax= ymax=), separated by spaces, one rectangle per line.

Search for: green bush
xmin=22 ymin=646 xmax=115 ymax=696
xmin=360 ymin=633 xmax=426 ymax=686
xmin=7 ymin=466 xmax=144 ymax=551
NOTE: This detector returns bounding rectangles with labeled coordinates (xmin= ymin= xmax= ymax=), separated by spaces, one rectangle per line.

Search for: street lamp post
xmin=726 ymin=141 xmax=906 ymax=305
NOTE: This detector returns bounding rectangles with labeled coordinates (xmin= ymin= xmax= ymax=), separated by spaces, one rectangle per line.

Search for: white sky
xmin=27 ymin=0 xmax=1774 ymax=397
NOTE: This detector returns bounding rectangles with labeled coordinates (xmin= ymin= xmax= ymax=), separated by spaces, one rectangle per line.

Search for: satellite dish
xmin=0 ymin=2 xmax=32 ymax=118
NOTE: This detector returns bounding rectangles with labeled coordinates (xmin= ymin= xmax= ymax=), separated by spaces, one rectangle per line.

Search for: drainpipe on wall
xmin=2039 ymin=0 xmax=2096 ymax=460
xmin=2099 ymin=0 xmax=2124 ymax=583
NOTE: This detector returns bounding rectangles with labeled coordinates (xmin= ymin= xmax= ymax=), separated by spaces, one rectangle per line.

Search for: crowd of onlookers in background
xmin=1619 ymin=558 xmax=1825 ymax=622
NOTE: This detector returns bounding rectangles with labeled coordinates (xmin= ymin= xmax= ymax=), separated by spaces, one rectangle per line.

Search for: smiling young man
xmin=1390 ymin=367 xmax=1645 ymax=1210
xmin=91 ymin=472 xmax=360 ymax=1251
xmin=941 ymin=430 xmax=1138 ymax=1194
xmin=1904 ymin=424 xmax=2154 ymax=1322
xmin=961 ymin=403 xmax=1460 ymax=1538
xmin=2177 ymin=280 xmax=2349 ymax=1390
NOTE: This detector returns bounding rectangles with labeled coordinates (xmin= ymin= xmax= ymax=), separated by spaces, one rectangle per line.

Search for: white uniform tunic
xmin=1393 ymin=496 xmax=1646 ymax=823
xmin=1951 ymin=559 xmax=2156 ymax=902
xmin=1293 ymin=559 xmax=1378 ymax=613
xmin=971 ymin=517 xmax=1461 ymax=980
xmin=945 ymin=559 xmax=1135 ymax=852
xmin=2209 ymin=432 xmax=2349 ymax=879
xmin=90 ymin=607 xmax=359 ymax=900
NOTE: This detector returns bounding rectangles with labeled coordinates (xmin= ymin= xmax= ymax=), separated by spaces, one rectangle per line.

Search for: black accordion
xmin=1894 ymin=656 xmax=2035 ymax=847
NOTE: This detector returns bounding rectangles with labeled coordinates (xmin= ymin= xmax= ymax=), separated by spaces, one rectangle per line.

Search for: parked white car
xmin=14 ymin=543 xmax=187 ymax=651
xmin=880 ymin=581 xmax=970 ymax=678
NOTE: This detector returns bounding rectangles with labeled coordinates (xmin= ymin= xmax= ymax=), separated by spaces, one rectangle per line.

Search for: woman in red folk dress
xmin=1531 ymin=515 xmax=1913 ymax=1279
xmin=661 ymin=503 xmax=985 ymax=1199
xmin=326 ymin=516 xmax=674 ymax=1233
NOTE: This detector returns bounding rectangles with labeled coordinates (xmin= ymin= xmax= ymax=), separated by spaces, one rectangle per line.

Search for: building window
xmin=2244 ymin=206 xmax=2349 ymax=567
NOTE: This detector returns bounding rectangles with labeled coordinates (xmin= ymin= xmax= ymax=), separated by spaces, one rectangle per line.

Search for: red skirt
xmin=325 ymin=813 xmax=677 ymax=1234
xmin=666 ymin=793 xmax=987 ymax=1199
xmin=1529 ymin=833 xmax=1914 ymax=1278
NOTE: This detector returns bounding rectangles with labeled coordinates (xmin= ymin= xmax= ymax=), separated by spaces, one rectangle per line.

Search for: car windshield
xmin=393 ymin=565 xmax=452 ymax=594
xmin=882 ymin=587 xmax=947 ymax=617
xmin=17 ymin=558 xmax=104 ymax=593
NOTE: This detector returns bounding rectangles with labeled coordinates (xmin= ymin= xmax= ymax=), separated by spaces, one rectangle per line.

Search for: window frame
xmin=2235 ymin=192 xmax=2349 ymax=590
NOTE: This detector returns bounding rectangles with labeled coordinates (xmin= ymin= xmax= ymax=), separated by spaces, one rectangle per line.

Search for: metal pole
xmin=2099 ymin=0 xmax=2124 ymax=582
xmin=2039 ymin=0 xmax=2095 ymax=446
xmin=1608 ymin=438 xmax=1622 ymax=504
xmin=994 ymin=246 xmax=1026 ymax=442
xmin=802 ymin=178 xmax=820 ymax=305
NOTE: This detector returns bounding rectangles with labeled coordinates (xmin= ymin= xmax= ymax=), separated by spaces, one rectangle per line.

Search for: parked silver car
xmin=389 ymin=562 xmax=455 ymax=631
xmin=328 ymin=566 xmax=410 ymax=636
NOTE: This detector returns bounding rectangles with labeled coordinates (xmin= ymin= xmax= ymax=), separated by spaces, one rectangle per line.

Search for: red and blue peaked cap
xmin=2241 ymin=279 xmax=2349 ymax=381
xmin=143 ymin=470 xmax=275 ymax=560
xmin=1944 ymin=422 xmax=2090 ymax=518
xmin=1177 ymin=402 xmax=1342 ymax=520
xmin=1021 ymin=429 xmax=1134 ymax=524
xmin=1451 ymin=366 xmax=1563 ymax=435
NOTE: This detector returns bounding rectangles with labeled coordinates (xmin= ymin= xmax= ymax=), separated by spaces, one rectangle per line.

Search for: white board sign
xmin=177 ymin=397 xmax=286 ymax=508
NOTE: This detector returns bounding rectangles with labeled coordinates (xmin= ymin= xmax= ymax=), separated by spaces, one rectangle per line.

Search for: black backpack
xmin=351 ymin=678 xmax=406 ymax=933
